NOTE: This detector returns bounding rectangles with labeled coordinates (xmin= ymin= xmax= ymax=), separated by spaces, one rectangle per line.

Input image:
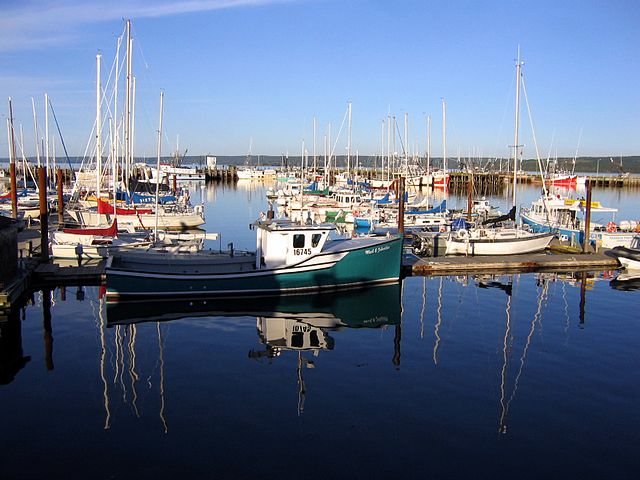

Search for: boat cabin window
xmin=292 ymin=332 xmax=303 ymax=348
xmin=293 ymin=234 xmax=305 ymax=248
xmin=311 ymin=233 xmax=322 ymax=248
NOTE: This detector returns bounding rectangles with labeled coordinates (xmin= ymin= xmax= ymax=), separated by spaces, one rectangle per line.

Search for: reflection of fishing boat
xmin=107 ymin=282 xmax=401 ymax=418
xmin=106 ymin=220 xmax=402 ymax=299
xmin=106 ymin=282 xmax=401 ymax=328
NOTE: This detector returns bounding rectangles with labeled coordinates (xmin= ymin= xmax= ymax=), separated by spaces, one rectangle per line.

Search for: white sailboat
xmin=446 ymin=50 xmax=554 ymax=256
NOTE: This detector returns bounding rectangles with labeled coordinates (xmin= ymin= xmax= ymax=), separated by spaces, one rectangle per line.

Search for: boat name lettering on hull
xmin=365 ymin=245 xmax=391 ymax=255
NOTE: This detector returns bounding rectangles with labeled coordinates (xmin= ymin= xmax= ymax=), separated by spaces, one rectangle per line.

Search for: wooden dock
xmin=402 ymin=252 xmax=619 ymax=276
xmin=32 ymin=261 xmax=106 ymax=288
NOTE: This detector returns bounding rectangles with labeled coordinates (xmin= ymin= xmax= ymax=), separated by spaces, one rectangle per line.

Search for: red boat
xmin=547 ymin=173 xmax=577 ymax=186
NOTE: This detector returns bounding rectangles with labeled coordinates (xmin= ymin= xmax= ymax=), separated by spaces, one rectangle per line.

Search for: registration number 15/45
xmin=293 ymin=248 xmax=312 ymax=255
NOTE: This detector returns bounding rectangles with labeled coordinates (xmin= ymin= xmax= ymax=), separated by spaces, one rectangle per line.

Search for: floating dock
xmin=402 ymin=252 xmax=619 ymax=276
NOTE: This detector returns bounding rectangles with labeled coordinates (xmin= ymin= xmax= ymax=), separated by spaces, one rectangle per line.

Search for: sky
xmin=0 ymin=0 xmax=638 ymax=160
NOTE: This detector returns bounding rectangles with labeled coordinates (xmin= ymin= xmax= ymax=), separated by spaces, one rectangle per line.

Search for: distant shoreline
xmin=1 ymin=155 xmax=639 ymax=174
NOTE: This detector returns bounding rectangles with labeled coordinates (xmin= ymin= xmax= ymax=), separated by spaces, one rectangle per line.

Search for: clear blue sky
xmin=1 ymin=0 xmax=638 ymax=159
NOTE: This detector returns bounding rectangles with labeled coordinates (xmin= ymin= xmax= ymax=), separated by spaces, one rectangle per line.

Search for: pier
xmin=1 ymin=221 xmax=623 ymax=312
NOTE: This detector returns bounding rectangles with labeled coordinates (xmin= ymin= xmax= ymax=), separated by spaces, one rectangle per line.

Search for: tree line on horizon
xmin=1 ymin=155 xmax=639 ymax=174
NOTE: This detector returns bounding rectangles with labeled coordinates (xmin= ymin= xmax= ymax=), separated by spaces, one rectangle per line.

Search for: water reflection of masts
xmin=128 ymin=324 xmax=140 ymax=417
xmin=498 ymin=277 xmax=548 ymax=433
xmin=42 ymin=289 xmax=54 ymax=371
xmin=419 ymin=277 xmax=426 ymax=339
xmin=498 ymin=292 xmax=512 ymax=434
xmin=157 ymin=322 xmax=168 ymax=433
xmin=297 ymin=352 xmax=306 ymax=416
xmin=433 ymin=276 xmax=444 ymax=365
xmin=98 ymin=296 xmax=111 ymax=429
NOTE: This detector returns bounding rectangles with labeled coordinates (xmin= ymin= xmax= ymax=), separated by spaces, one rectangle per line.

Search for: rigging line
xmin=328 ymin=105 xmax=349 ymax=166
xmin=46 ymin=97 xmax=73 ymax=171
xmin=394 ymin=117 xmax=407 ymax=158
xmin=521 ymin=73 xmax=553 ymax=229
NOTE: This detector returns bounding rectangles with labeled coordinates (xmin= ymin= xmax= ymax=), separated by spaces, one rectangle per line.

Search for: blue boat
xmin=106 ymin=220 xmax=402 ymax=299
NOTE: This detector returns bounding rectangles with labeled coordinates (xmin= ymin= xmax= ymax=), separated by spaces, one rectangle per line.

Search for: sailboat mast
xmin=96 ymin=53 xmax=102 ymax=200
xmin=31 ymin=98 xmax=41 ymax=167
xmin=44 ymin=92 xmax=49 ymax=188
xmin=380 ymin=119 xmax=385 ymax=182
xmin=154 ymin=91 xmax=164 ymax=239
xmin=442 ymin=98 xmax=447 ymax=174
xmin=125 ymin=20 xmax=133 ymax=193
xmin=312 ymin=116 xmax=316 ymax=174
xmin=426 ymin=115 xmax=431 ymax=175
xmin=404 ymin=112 xmax=409 ymax=169
xmin=347 ymin=102 xmax=352 ymax=178
xmin=513 ymin=48 xmax=522 ymax=207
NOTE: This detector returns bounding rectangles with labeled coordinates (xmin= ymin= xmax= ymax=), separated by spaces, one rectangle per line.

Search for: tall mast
xmin=391 ymin=115 xmax=396 ymax=176
xmin=96 ymin=53 xmax=102 ymax=199
xmin=125 ymin=20 xmax=133 ymax=192
xmin=347 ymin=101 xmax=352 ymax=178
xmin=31 ymin=98 xmax=41 ymax=167
xmin=114 ymin=33 xmax=121 ymax=189
xmin=7 ymin=98 xmax=18 ymax=218
xmin=131 ymin=76 xmax=136 ymax=174
xmin=442 ymin=98 xmax=447 ymax=174
xmin=154 ymin=91 xmax=164 ymax=239
xmin=426 ymin=115 xmax=431 ymax=175
xmin=45 ymin=92 xmax=49 ymax=186
xmin=513 ymin=47 xmax=522 ymax=207
xmin=404 ymin=112 xmax=409 ymax=169
xmin=312 ymin=116 xmax=316 ymax=174
xmin=380 ymin=119 xmax=385 ymax=182
xmin=386 ymin=114 xmax=391 ymax=181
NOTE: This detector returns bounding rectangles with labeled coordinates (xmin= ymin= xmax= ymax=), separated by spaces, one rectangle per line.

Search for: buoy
xmin=606 ymin=221 xmax=617 ymax=233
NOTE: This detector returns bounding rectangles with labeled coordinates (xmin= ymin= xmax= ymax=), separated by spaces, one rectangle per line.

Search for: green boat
xmin=105 ymin=220 xmax=402 ymax=299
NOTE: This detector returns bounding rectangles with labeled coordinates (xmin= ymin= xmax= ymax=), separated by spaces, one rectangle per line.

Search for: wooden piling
xmin=56 ymin=168 xmax=64 ymax=225
xmin=583 ymin=180 xmax=592 ymax=253
xmin=397 ymin=177 xmax=405 ymax=235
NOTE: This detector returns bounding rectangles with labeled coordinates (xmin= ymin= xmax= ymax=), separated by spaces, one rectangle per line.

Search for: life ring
xmin=606 ymin=221 xmax=617 ymax=233
xmin=439 ymin=225 xmax=446 ymax=233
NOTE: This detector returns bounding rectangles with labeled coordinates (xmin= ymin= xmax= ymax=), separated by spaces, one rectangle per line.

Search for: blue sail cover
xmin=406 ymin=200 xmax=447 ymax=215
xmin=117 ymin=191 xmax=177 ymax=204
xmin=451 ymin=217 xmax=471 ymax=231
xmin=376 ymin=193 xmax=391 ymax=205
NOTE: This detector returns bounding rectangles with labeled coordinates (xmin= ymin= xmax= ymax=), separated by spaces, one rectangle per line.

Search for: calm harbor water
xmin=1 ymin=181 xmax=639 ymax=479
